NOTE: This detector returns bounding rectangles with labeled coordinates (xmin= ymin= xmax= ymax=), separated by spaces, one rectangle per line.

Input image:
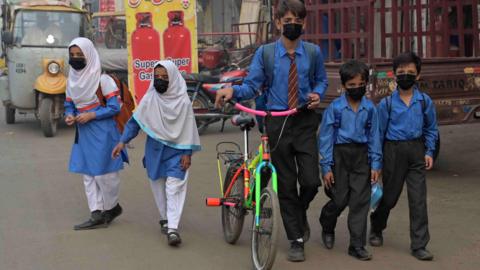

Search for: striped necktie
xmin=288 ymin=52 xmax=298 ymax=109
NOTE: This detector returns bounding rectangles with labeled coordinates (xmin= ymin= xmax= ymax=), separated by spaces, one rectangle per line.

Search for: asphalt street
xmin=1 ymin=105 xmax=479 ymax=270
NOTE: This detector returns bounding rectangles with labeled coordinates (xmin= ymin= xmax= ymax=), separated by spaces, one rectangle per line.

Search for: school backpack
xmin=332 ymin=105 xmax=374 ymax=143
xmin=96 ymin=73 xmax=135 ymax=133
xmin=262 ymin=41 xmax=318 ymax=89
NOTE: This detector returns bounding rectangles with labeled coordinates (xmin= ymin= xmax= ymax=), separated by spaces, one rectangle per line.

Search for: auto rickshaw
xmin=0 ymin=0 xmax=90 ymax=137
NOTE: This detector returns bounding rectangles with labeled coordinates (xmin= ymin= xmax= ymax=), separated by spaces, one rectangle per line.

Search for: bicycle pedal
xmin=205 ymin=198 xmax=222 ymax=206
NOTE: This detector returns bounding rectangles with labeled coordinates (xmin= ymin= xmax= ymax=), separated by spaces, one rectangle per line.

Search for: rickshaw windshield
xmin=13 ymin=10 xmax=86 ymax=48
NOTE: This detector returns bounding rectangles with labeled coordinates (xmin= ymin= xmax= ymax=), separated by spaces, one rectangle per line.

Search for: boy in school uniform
xmin=215 ymin=0 xmax=328 ymax=262
xmin=369 ymin=52 xmax=438 ymax=261
xmin=318 ymin=60 xmax=382 ymax=260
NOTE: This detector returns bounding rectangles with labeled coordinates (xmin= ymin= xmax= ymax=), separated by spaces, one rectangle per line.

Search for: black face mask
xmin=69 ymin=57 xmax=86 ymax=71
xmin=282 ymin=23 xmax=303 ymax=41
xmin=154 ymin=79 xmax=169 ymax=94
xmin=346 ymin=86 xmax=366 ymax=101
xmin=396 ymin=74 xmax=417 ymax=90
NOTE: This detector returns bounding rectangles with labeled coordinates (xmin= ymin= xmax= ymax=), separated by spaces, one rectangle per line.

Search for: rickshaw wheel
xmin=39 ymin=98 xmax=57 ymax=137
xmin=5 ymin=106 xmax=15 ymax=124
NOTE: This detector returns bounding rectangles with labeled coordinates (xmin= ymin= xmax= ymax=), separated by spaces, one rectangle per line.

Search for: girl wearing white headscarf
xmin=65 ymin=38 xmax=128 ymax=230
xmin=112 ymin=60 xmax=201 ymax=246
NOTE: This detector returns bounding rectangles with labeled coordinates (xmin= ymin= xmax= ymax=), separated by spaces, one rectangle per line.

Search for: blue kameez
xmin=65 ymin=97 xmax=128 ymax=176
xmin=120 ymin=118 xmax=191 ymax=181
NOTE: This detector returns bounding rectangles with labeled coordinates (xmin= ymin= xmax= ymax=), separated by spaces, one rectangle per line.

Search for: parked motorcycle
xmin=183 ymin=69 xmax=248 ymax=134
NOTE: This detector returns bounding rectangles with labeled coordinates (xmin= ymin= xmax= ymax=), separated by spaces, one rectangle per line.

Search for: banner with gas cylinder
xmin=125 ymin=0 xmax=198 ymax=103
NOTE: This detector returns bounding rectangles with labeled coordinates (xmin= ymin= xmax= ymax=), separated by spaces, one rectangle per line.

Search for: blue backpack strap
xmin=382 ymin=95 xmax=392 ymax=139
xmin=262 ymin=42 xmax=276 ymax=89
xmin=365 ymin=106 xmax=373 ymax=136
xmin=303 ymin=42 xmax=318 ymax=88
xmin=420 ymin=92 xmax=426 ymax=112
xmin=333 ymin=106 xmax=342 ymax=144
xmin=419 ymin=92 xmax=428 ymax=129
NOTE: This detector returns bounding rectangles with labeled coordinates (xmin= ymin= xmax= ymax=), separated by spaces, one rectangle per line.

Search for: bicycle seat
xmin=182 ymin=73 xmax=220 ymax=83
xmin=231 ymin=114 xmax=255 ymax=129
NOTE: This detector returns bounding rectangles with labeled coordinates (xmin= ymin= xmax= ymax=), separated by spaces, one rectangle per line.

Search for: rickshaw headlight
xmin=48 ymin=62 xmax=60 ymax=75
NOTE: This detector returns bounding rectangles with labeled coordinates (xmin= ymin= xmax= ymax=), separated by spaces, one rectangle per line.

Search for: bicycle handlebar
xmin=228 ymin=100 xmax=310 ymax=117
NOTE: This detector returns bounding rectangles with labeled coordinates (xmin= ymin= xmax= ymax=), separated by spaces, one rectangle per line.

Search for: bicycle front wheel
xmin=251 ymin=187 xmax=280 ymax=270
xmin=221 ymin=160 xmax=245 ymax=244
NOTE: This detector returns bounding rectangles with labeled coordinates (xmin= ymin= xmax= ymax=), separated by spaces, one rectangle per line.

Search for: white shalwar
xmin=83 ymin=172 xmax=121 ymax=212
xmin=149 ymin=173 xmax=189 ymax=230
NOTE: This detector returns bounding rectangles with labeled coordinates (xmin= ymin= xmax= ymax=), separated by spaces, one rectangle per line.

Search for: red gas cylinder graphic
xmin=163 ymin=11 xmax=192 ymax=73
xmin=128 ymin=0 xmax=141 ymax=8
xmin=131 ymin=12 xmax=160 ymax=103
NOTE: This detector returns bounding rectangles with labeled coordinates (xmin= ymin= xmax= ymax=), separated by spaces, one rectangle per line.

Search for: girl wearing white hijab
xmin=112 ymin=60 xmax=201 ymax=246
xmin=65 ymin=38 xmax=128 ymax=230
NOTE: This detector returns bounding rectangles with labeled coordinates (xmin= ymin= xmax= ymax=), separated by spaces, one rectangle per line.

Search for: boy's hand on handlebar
xmin=308 ymin=93 xmax=321 ymax=109
xmin=215 ymin=88 xmax=234 ymax=108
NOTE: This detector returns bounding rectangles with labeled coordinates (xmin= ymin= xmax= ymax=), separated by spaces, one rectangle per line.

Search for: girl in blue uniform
xmin=64 ymin=38 xmax=128 ymax=230
xmin=112 ymin=60 xmax=201 ymax=246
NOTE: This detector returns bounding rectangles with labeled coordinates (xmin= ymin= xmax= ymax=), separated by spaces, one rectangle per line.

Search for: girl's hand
xmin=181 ymin=155 xmax=191 ymax=171
xmin=76 ymin=112 xmax=95 ymax=124
xmin=65 ymin=115 xmax=75 ymax=126
xmin=112 ymin=142 xmax=125 ymax=159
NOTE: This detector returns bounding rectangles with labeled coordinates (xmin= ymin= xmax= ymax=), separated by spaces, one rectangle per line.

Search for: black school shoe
xmin=103 ymin=204 xmax=123 ymax=224
xmin=103 ymin=203 xmax=123 ymax=224
xmin=159 ymin=220 xmax=168 ymax=235
xmin=348 ymin=246 xmax=372 ymax=261
xmin=74 ymin=210 xmax=108 ymax=230
xmin=322 ymin=231 xmax=335 ymax=249
xmin=287 ymin=240 xmax=305 ymax=262
xmin=412 ymin=248 xmax=434 ymax=261
xmin=369 ymin=231 xmax=383 ymax=247
xmin=303 ymin=216 xmax=310 ymax=243
xmin=167 ymin=231 xmax=182 ymax=246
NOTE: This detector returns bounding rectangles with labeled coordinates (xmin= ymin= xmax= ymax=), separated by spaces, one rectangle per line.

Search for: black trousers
xmin=265 ymin=110 xmax=321 ymax=240
xmin=319 ymin=144 xmax=371 ymax=248
xmin=370 ymin=139 xmax=430 ymax=250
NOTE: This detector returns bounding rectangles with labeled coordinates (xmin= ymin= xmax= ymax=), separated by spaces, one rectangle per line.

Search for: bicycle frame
xmin=253 ymin=135 xmax=277 ymax=227
xmin=206 ymin=101 xmax=307 ymax=225
xmin=219 ymin=127 xmax=278 ymax=224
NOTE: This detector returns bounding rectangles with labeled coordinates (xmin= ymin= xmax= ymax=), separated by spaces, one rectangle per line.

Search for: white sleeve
xmin=100 ymin=74 xmax=119 ymax=98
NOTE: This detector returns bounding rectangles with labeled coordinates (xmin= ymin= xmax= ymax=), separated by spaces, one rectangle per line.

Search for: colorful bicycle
xmin=206 ymin=101 xmax=308 ymax=270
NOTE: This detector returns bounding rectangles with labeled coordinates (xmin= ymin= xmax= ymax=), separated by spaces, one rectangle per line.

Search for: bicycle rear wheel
xmin=221 ymin=160 xmax=245 ymax=244
xmin=251 ymin=187 xmax=280 ymax=270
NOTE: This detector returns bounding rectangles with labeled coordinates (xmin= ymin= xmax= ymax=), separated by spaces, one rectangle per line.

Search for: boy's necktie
xmin=288 ymin=53 xmax=298 ymax=109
